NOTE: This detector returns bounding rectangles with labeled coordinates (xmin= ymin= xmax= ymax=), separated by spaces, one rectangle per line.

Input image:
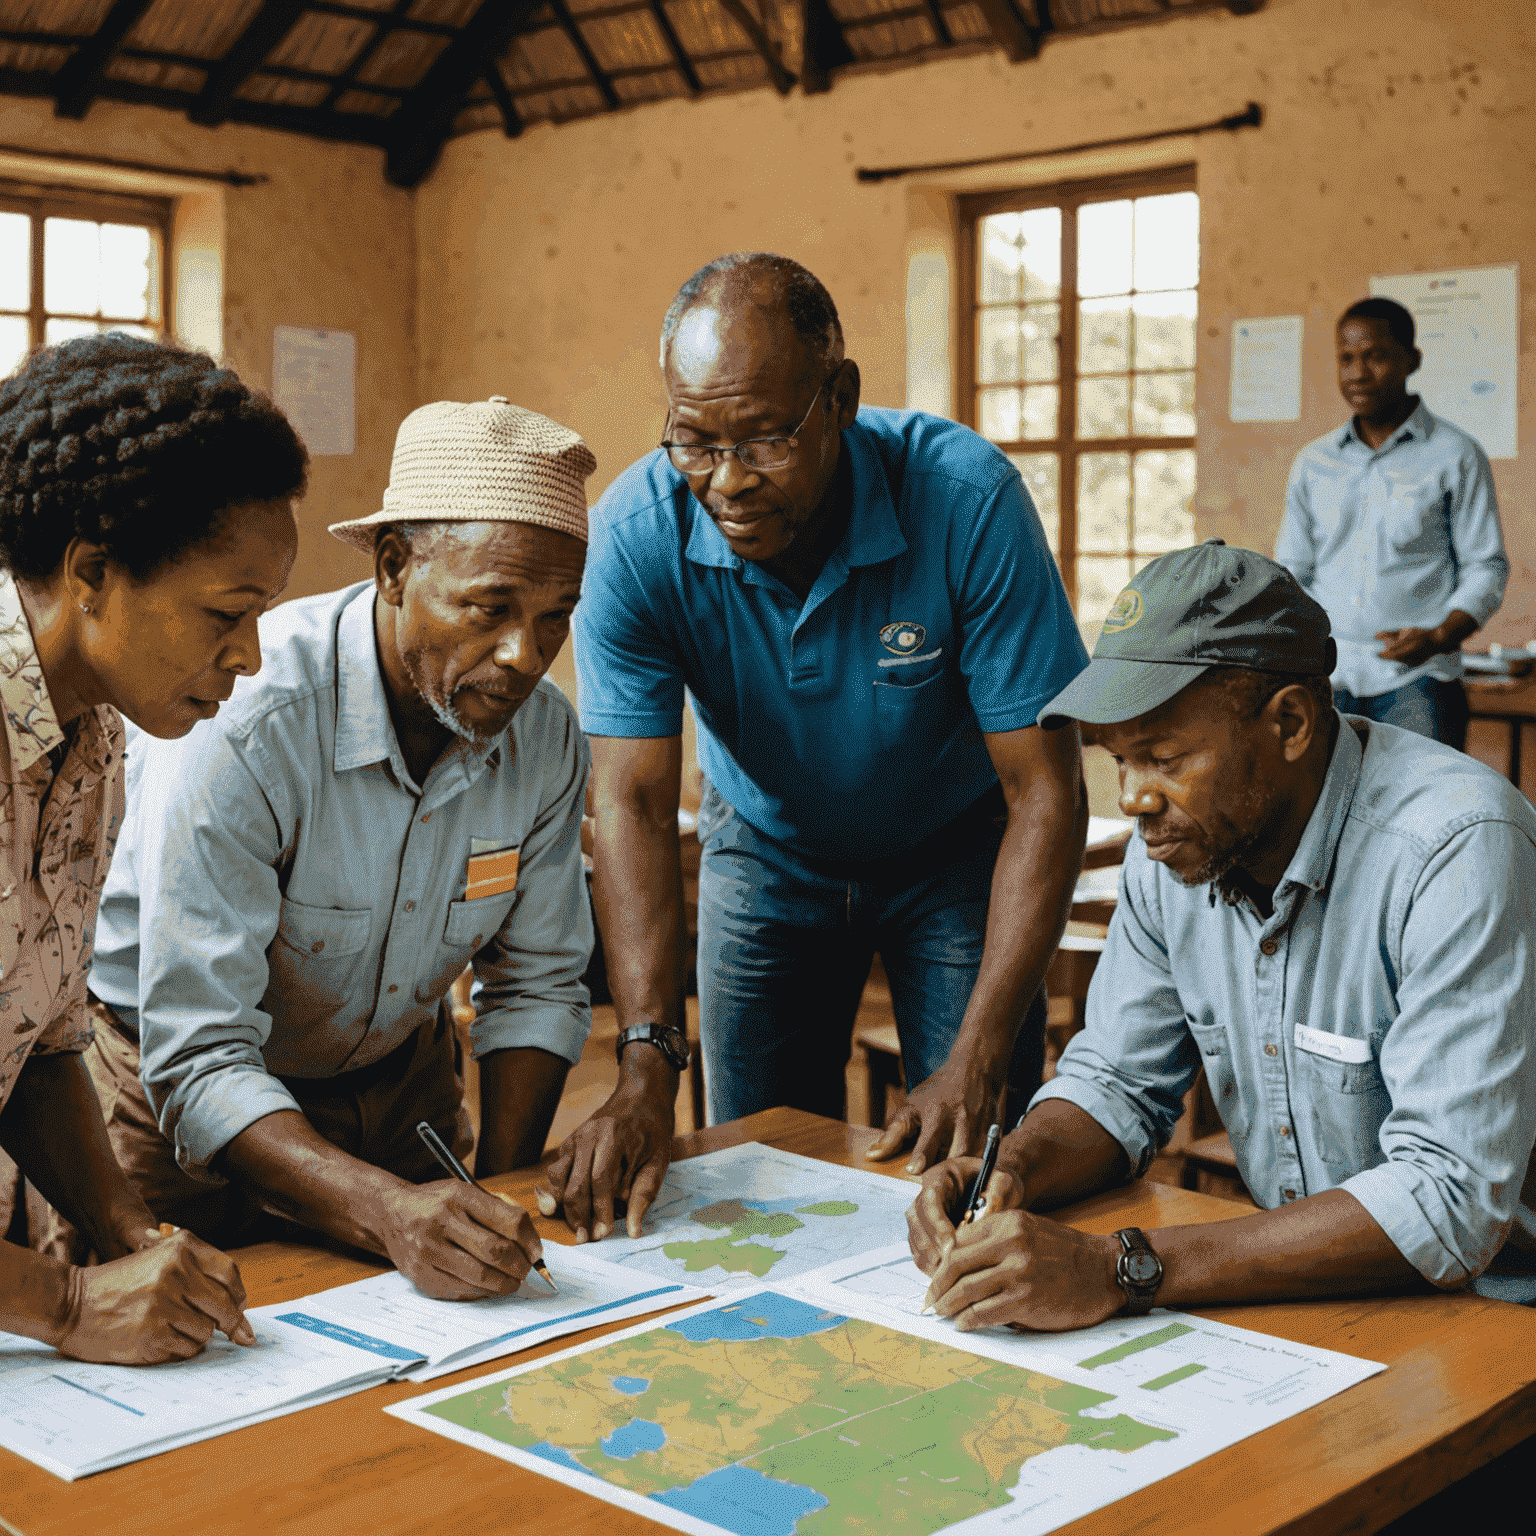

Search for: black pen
xmin=415 ymin=1120 xmax=558 ymax=1293
xmin=961 ymin=1122 xmax=1002 ymax=1226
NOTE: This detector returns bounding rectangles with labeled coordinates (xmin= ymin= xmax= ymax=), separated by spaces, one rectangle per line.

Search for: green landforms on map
xmin=428 ymin=1300 xmax=1177 ymax=1536
xmin=654 ymin=1196 xmax=861 ymax=1277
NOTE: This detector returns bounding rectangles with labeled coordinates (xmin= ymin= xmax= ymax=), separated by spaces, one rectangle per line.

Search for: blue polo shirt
xmin=575 ymin=407 xmax=1086 ymax=861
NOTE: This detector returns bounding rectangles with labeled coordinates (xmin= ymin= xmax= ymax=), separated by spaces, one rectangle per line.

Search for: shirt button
xmin=1264 ymin=1043 xmax=1278 ymax=1056
xmin=1282 ymin=1188 xmax=1297 ymax=1200
xmin=311 ymin=940 xmax=325 ymax=953
xmin=1260 ymin=939 xmax=1277 ymax=955
xmin=1279 ymin=1125 xmax=1291 ymax=1137
xmin=404 ymin=901 xmax=415 ymax=912
xmin=388 ymin=984 xmax=398 ymax=993
xmin=421 ymin=812 xmax=431 ymax=823
xmin=473 ymin=934 xmax=484 ymax=947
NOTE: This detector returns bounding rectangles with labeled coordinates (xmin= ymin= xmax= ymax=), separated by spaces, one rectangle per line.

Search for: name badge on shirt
xmin=1293 ymin=1023 xmax=1373 ymax=1065
xmin=465 ymin=837 xmax=520 ymax=901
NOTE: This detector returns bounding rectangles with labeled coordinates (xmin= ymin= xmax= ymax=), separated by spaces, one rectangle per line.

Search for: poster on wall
xmin=273 ymin=326 xmax=356 ymax=457
xmin=1229 ymin=315 xmax=1303 ymax=422
xmin=1368 ymin=265 xmax=1518 ymax=459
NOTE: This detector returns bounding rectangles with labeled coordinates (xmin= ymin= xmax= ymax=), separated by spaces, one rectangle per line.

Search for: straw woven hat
xmin=328 ymin=397 xmax=596 ymax=551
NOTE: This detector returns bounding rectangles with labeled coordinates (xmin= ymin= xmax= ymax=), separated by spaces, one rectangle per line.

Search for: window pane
xmin=1078 ymin=375 xmax=1129 ymax=439
xmin=1079 ymin=298 xmax=1130 ymax=374
xmin=1019 ymin=383 xmax=1058 ymax=441
xmin=1132 ymin=371 xmax=1196 ymax=436
xmin=1132 ymin=450 xmax=1196 ymax=552
xmin=1009 ymin=453 xmax=1060 ymax=553
xmin=44 ymin=316 xmax=99 ymax=346
xmin=0 ymin=213 xmax=28 ymax=311
xmin=99 ymin=222 xmax=154 ymax=320
xmin=978 ymin=208 xmax=1062 ymax=304
xmin=1077 ymin=555 xmax=1135 ymax=648
xmin=1021 ymin=303 xmax=1059 ymax=381
xmin=978 ymin=308 xmax=1020 ymax=384
xmin=1133 ymin=192 xmax=1200 ymax=291
xmin=1132 ymin=291 xmax=1196 ymax=370
xmin=1078 ymin=200 xmax=1133 ymax=298
xmin=979 ymin=386 xmax=1020 ymax=441
xmin=1015 ymin=207 xmax=1061 ymax=300
xmin=0 ymin=316 xmax=29 ymax=381
xmin=1078 ymin=452 xmax=1131 ymax=553
xmin=44 ymin=218 xmax=101 ymax=316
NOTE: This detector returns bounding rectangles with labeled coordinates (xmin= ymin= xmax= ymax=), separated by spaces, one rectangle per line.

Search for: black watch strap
xmin=615 ymin=1020 xmax=690 ymax=1073
xmin=1114 ymin=1227 xmax=1164 ymax=1316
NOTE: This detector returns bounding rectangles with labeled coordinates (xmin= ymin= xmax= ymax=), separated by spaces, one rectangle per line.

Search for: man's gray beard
xmin=405 ymin=651 xmax=499 ymax=747
xmin=1169 ymin=795 xmax=1289 ymax=907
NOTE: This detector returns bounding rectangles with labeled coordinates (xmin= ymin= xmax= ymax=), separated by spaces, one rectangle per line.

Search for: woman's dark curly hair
xmin=0 ymin=332 xmax=308 ymax=582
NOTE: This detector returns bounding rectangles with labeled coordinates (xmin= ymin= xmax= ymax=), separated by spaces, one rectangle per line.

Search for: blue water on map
xmin=666 ymin=1292 xmax=846 ymax=1344
xmin=655 ymin=1465 xmax=829 ymax=1536
xmin=526 ymin=1441 xmax=587 ymax=1473
xmin=611 ymin=1375 xmax=651 ymax=1395
xmin=601 ymin=1418 xmax=668 ymax=1459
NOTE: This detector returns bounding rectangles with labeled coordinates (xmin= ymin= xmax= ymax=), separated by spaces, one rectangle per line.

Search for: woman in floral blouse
xmin=0 ymin=334 xmax=305 ymax=1363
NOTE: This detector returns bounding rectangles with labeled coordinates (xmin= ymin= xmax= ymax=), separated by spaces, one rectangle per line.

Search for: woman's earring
xmin=78 ymin=602 xmax=91 ymax=615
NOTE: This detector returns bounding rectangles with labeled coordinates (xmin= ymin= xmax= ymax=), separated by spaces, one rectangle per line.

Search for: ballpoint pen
xmin=960 ymin=1122 xmax=1002 ymax=1227
xmin=415 ymin=1120 xmax=558 ymax=1292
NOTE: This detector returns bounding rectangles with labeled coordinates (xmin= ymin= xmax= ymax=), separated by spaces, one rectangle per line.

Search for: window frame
xmin=959 ymin=163 xmax=1198 ymax=608
xmin=0 ymin=178 xmax=173 ymax=357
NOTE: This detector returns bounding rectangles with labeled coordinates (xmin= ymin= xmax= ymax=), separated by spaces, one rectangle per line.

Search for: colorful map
xmin=415 ymin=1292 xmax=1176 ymax=1536
xmin=589 ymin=1143 xmax=919 ymax=1288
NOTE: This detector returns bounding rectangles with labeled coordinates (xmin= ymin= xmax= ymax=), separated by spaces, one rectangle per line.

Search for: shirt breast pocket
xmin=270 ymin=898 xmax=372 ymax=997
xmin=1383 ymin=484 xmax=1450 ymax=559
xmin=1297 ymin=1048 xmax=1391 ymax=1174
xmin=874 ymin=668 xmax=949 ymax=752
xmin=442 ymin=894 xmax=517 ymax=953
xmin=1185 ymin=1017 xmax=1250 ymax=1142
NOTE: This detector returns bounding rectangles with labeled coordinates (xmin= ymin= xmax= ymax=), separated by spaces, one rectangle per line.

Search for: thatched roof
xmin=0 ymin=0 xmax=1264 ymax=186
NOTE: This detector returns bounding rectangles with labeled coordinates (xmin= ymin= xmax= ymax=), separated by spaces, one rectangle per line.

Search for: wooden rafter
xmin=647 ymin=0 xmax=701 ymax=97
xmin=716 ymin=0 xmax=794 ymax=95
xmin=384 ymin=0 xmax=543 ymax=188
xmin=547 ymin=0 xmax=621 ymax=111
xmin=481 ymin=62 xmax=523 ymax=137
xmin=800 ymin=0 xmax=854 ymax=95
xmin=52 ymin=0 xmax=156 ymax=119
xmin=969 ymin=0 xmax=1040 ymax=62
xmin=319 ymin=0 xmax=413 ymax=113
xmin=922 ymin=0 xmax=954 ymax=46
xmin=190 ymin=0 xmax=309 ymax=127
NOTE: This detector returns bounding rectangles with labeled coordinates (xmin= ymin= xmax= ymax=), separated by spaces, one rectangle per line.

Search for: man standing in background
xmin=1275 ymin=296 xmax=1506 ymax=747
xmin=539 ymin=253 xmax=1089 ymax=1245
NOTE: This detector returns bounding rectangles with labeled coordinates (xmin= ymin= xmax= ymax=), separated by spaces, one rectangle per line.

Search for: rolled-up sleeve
xmin=1029 ymin=855 xmax=1202 ymax=1172
xmin=1341 ymin=821 xmax=1536 ymax=1288
xmin=470 ymin=703 xmax=593 ymax=1064
xmin=132 ymin=729 xmax=300 ymax=1180
xmin=1274 ymin=453 xmax=1318 ymax=592
xmin=1444 ymin=443 xmax=1508 ymax=626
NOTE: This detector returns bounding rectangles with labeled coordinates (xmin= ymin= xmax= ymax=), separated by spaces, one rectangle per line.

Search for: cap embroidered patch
xmin=465 ymin=837 xmax=520 ymax=901
xmin=1101 ymin=588 xmax=1144 ymax=635
xmin=879 ymin=621 xmax=927 ymax=655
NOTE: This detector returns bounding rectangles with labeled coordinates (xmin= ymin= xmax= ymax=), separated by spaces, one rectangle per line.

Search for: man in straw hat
xmin=909 ymin=539 xmax=1536 ymax=1327
xmin=539 ymin=252 xmax=1090 ymax=1246
xmin=59 ymin=398 xmax=622 ymax=1299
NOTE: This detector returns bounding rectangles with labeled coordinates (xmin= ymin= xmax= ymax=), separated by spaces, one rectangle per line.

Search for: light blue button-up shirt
xmin=1035 ymin=716 xmax=1536 ymax=1295
xmin=89 ymin=582 xmax=592 ymax=1178
xmin=1275 ymin=401 xmax=1507 ymax=698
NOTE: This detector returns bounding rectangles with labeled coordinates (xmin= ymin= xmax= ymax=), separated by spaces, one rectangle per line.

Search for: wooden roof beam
xmin=647 ymin=0 xmax=701 ymax=97
xmin=384 ymin=0 xmax=542 ymax=188
xmin=190 ymin=0 xmax=309 ymax=126
xmin=52 ymin=0 xmax=156 ymax=119
xmin=547 ymin=0 xmax=620 ymax=111
xmin=481 ymin=62 xmax=523 ymax=137
xmin=800 ymin=0 xmax=854 ymax=94
xmin=922 ymin=0 xmax=954 ymax=46
xmin=971 ymin=0 xmax=1042 ymax=62
xmin=715 ymin=0 xmax=794 ymax=94
xmin=320 ymin=0 xmax=412 ymax=112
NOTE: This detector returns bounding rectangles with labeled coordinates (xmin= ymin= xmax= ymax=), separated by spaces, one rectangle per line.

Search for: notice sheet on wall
xmin=1368 ymin=264 xmax=1518 ymax=458
xmin=1229 ymin=315 xmax=1303 ymax=422
xmin=273 ymin=325 xmax=356 ymax=456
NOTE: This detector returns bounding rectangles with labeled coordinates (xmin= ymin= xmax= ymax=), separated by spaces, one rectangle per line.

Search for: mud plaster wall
xmin=415 ymin=0 xmax=1536 ymax=724
xmin=0 ymin=96 xmax=414 ymax=603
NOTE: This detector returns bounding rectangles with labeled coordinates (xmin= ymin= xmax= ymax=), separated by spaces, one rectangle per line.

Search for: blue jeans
xmin=695 ymin=784 xmax=1046 ymax=1127
xmin=1334 ymin=676 xmax=1469 ymax=750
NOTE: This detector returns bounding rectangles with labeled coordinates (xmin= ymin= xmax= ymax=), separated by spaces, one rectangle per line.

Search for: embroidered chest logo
xmin=1101 ymin=588 xmax=1144 ymax=635
xmin=879 ymin=621 xmax=927 ymax=655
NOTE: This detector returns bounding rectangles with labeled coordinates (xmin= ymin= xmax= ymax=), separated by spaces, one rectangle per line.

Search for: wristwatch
xmin=1113 ymin=1228 xmax=1164 ymax=1316
xmin=615 ymin=1020 xmax=690 ymax=1074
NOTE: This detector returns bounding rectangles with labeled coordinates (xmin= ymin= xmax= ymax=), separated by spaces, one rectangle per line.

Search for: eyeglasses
xmin=660 ymin=380 xmax=828 ymax=475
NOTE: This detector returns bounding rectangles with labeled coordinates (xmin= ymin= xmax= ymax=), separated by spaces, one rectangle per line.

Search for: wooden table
xmin=4 ymin=1109 xmax=1535 ymax=1536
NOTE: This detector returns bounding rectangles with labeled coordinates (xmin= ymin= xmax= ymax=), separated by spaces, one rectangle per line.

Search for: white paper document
xmin=576 ymin=1142 xmax=921 ymax=1289
xmin=0 ymin=1244 xmax=702 ymax=1479
xmin=272 ymin=325 xmax=356 ymax=456
xmin=1229 ymin=315 xmax=1303 ymax=422
xmin=390 ymin=1285 xmax=1385 ymax=1536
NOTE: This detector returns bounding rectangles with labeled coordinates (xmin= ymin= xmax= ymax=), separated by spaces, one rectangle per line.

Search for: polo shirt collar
xmin=681 ymin=419 xmax=908 ymax=575
xmin=1275 ymin=712 xmax=1363 ymax=897
xmin=1336 ymin=399 xmax=1433 ymax=453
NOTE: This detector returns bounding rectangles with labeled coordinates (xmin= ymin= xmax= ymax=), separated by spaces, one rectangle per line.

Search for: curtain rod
xmin=854 ymin=101 xmax=1262 ymax=184
xmin=0 ymin=142 xmax=266 ymax=187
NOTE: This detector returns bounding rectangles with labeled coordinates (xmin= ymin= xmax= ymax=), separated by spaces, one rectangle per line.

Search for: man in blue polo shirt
xmin=538 ymin=253 xmax=1088 ymax=1244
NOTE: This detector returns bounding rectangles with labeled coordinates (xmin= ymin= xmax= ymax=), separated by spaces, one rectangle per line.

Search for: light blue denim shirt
xmin=89 ymin=582 xmax=593 ymax=1177
xmin=1035 ymin=716 xmax=1536 ymax=1295
xmin=1275 ymin=401 xmax=1507 ymax=698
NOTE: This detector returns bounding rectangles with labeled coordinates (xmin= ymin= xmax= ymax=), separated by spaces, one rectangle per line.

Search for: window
xmin=962 ymin=168 xmax=1199 ymax=644
xmin=0 ymin=181 xmax=171 ymax=382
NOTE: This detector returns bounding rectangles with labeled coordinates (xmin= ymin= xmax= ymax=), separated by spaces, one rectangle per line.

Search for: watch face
xmin=1123 ymin=1251 xmax=1161 ymax=1285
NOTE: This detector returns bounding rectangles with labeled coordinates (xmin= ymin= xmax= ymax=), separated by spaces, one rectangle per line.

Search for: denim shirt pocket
xmin=1297 ymin=1046 xmax=1391 ymax=1174
xmin=269 ymin=898 xmax=372 ymax=1016
xmin=1185 ymin=1017 xmax=1251 ymax=1142
xmin=442 ymin=894 xmax=517 ymax=954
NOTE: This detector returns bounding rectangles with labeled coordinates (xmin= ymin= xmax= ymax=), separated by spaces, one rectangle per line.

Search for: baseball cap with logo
xmin=1038 ymin=539 xmax=1336 ymax=727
